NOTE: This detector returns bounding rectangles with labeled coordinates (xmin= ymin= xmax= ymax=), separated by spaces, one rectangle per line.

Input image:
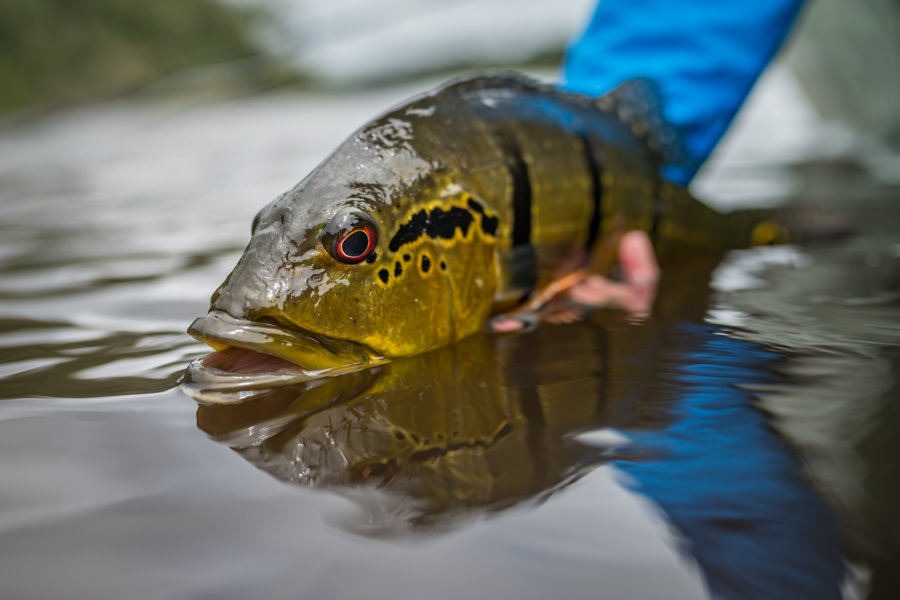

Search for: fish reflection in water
xmin=197 ymin=324 xmax=632 ymax=533
xmin=194 ymin=256 xmax=846 ymax=598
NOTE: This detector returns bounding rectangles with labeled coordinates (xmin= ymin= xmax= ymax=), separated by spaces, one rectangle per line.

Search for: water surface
xmin=0 ymin=86 xmax=898 ymax=599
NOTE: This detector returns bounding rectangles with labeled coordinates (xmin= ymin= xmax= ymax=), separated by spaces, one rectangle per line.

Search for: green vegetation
xmin=0 ymin=0 xmax=289 ymax=114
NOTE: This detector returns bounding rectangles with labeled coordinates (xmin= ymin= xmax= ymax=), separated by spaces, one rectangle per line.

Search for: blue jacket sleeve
xmin=562 ymin=0 xmax=807 ymax=184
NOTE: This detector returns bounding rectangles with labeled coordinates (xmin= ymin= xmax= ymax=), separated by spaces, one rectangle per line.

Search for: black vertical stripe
xmin=510 ymin=147 xmax=532 ymax=247
xmin=579 ymin=133 xmax=603 ymax=250
xmin=649 ymin=184 xmax=663 ymax=243
xmin=492 ymin=125 xmax=537 ymax=291
xmin=648 ymin=141 xmax=666 ymax=244
xmin=494 ymin=129 xmax=532 ymax=247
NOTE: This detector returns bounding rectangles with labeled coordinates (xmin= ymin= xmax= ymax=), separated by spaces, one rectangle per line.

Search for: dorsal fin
xmin=596 ymin=79 xmax=689 ymax=171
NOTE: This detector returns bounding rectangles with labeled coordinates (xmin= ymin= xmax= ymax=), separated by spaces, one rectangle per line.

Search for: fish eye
xmin=322 ymin=209 xmax=378 ymax=264
xmin=335 ymin=226 xmax=376 ymax=263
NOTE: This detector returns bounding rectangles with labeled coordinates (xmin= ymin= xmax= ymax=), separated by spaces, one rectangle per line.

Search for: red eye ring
xmin=333 ymin=223 xmax=377 ymax=263
xmin=322 ymin=209 xmax=378 ymax=264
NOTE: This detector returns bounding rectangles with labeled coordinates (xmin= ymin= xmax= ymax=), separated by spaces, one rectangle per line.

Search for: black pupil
xmin=341 ymin=229 xmax=369 ymax=258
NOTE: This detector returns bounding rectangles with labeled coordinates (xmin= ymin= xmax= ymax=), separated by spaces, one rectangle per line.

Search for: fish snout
xmin=210 ymin=229 xmax=300 ymax=319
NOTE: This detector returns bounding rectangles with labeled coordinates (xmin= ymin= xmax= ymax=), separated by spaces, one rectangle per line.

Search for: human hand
xmin=490 ymin=230 xmax=659 ymax=332
xmin=567 ymin=230 xmax=659 ymax=317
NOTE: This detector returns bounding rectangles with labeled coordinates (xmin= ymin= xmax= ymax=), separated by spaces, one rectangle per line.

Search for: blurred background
xmin=0 ymin=0 xmax=593 ymax=115
xmin=2 ymin=0 xmax=899 ymax=206
xmin=1 ymin=2 xmax=899 ymax=599
xmin=2 ymin=0 xmax=899 ymax=153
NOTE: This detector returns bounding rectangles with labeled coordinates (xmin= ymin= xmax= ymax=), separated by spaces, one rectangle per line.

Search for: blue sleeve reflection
xmin=615 ymin=324 xmax=844 ymax=599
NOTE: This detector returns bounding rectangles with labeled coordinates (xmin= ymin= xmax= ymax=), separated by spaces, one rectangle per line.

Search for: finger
xmin=568 ymin=274 xmax=630 ymax=307
xmin=489 ymin=316 xmax=527 ymax=332
xmin=619 ymin=230 xmax=659 ymax=288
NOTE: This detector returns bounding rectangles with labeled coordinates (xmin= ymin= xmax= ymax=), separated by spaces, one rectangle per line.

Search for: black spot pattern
xmin=421 ymin=255 xmax=431 ymax=273
xmin=365 ymin=251 xmax=378 ymax=264
xmin=394 ymin=262 xmax=402 ymax=277
xmin=466 ymin=198 xmax=499 ymax=235
xmin=378 ymin=269 xmax=389 ymax=283
xmin=388 ymin=206 xmax=474 ymax=252
xmin=440 ymin=260 xmax=447 ymax=270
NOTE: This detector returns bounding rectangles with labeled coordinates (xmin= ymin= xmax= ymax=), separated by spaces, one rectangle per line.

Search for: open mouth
xmin=184 ymin=310 xmax=382 ymax=400
xmin=198 ymin=346 xmax=300 ymax=375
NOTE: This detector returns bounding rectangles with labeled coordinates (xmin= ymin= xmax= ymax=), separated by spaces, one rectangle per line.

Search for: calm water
xmin=0 ymin=84 xmax=898 ymax=600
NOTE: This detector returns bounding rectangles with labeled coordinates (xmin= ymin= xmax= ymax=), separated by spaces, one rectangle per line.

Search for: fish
xmin=194 ymin=255 xmax=723 ymax=528
xmin=186 ymin=72 xmax=826 ymax=393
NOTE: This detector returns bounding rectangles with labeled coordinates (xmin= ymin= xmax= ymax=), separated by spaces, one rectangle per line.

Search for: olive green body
xmin=191 ymin=73 xmax=780 ymax=370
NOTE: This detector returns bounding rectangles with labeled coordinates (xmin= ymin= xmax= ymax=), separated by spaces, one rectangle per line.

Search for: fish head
xmin=189 ymin=123 xmax=501 ymax=382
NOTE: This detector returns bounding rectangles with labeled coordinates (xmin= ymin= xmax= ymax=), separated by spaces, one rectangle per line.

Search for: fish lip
xmin=185 ymin=310 xmax=382 ymax=399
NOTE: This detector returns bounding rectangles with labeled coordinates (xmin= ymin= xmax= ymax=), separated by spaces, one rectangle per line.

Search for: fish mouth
xmin=184 ymin=310 xmax=382 ymax=401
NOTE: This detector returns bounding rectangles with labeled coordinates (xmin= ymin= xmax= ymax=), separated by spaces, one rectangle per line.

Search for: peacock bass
xmin=187 ymin=72 xmax=799 ymax=389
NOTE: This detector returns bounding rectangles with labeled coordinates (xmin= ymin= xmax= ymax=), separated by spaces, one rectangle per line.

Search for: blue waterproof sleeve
xmin=562 ymin=0 xmax=807 ymax=184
